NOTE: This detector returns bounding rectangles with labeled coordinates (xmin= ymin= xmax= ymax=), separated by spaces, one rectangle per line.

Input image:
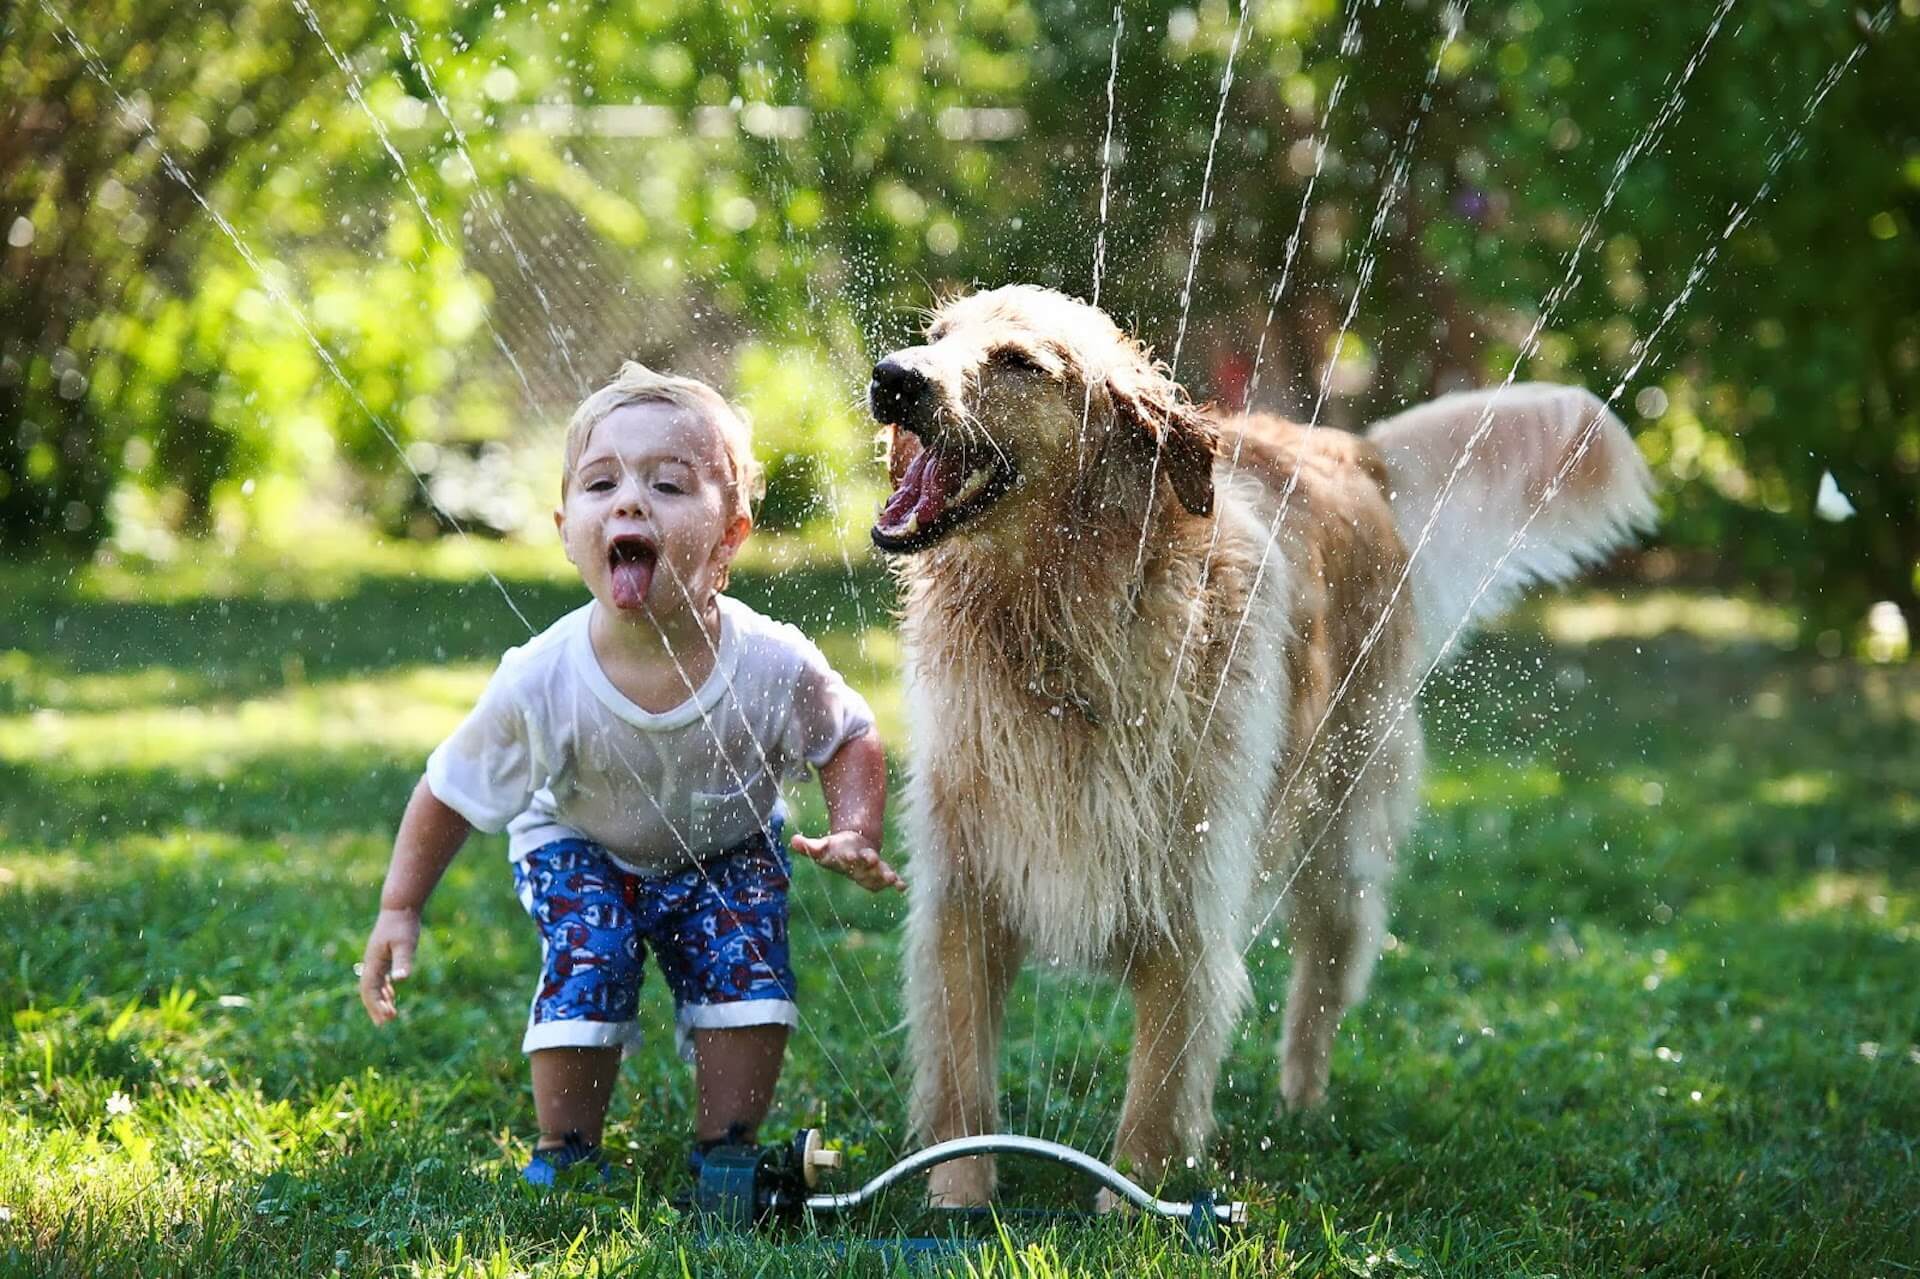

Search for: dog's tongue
xmin=877 ymin=446 xmax=963 ymax=536
xmin=610 ymin=552 xmax=654 ymax=610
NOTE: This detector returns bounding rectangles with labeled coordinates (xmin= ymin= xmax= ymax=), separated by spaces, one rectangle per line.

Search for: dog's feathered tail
xmin=1366 ymin=382 xmax=1658 ymax=669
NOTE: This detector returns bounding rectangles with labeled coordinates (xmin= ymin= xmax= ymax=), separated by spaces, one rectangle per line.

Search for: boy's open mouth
xmin=871 ymin=434 xmax=1015 ymax=554
xmin=607 ymin=535 xmax=657 ymax=609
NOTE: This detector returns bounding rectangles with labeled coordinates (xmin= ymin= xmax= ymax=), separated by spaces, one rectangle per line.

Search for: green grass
xmin=1 ymin=536 xmax=1915 ymax=1277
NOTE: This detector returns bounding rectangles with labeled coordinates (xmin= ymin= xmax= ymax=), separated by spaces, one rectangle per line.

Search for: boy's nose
xmin=610 ymin=473 xmax=646 ymax=513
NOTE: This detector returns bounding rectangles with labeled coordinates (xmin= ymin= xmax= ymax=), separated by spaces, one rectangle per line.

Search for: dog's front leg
xmin=905 ymin=873 xmax=1023 ymax=1206
xmin=1108 ymin=941 xmax=1247 ymax=1202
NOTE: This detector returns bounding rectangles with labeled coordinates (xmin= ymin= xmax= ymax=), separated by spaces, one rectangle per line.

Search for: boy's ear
xmin=553 ymin=507 xmax=572 ymax=562
xmin=715 ymin=513 xmax=752 ymax=568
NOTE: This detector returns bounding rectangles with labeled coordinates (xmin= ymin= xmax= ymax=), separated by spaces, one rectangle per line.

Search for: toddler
xmin=358 ymin=363 xmax=901 ymax=1185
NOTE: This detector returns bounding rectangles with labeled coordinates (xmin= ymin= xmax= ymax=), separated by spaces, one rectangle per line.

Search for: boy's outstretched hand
xmin=358 ymin=907 xmax=422 ymax=1024
xmin=791 ymin=830 xmax=905 ymax=894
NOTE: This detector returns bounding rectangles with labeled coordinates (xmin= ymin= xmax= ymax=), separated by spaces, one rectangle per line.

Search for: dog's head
xmin=868 ymin=285 xmax=1217 ymax=555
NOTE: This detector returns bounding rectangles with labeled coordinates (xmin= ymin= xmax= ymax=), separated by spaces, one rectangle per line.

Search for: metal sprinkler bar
xmin=692 ymin=1130 xmax=1248 ymax=1249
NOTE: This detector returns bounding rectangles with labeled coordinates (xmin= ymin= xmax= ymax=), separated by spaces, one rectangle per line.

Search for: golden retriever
xmin=866 ymin=285 xmax=1655 ymax=1205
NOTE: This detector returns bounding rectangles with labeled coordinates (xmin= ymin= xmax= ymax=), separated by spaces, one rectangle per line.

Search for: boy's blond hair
xmin=561 ymin=362 xmax=765 ymax=523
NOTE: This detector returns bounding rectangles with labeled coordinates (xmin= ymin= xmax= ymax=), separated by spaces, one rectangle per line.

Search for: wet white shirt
xmin=425 ymin=595 xmax=874 ymax=875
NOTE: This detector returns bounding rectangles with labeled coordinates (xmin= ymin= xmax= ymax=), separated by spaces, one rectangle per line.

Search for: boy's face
xmin=556 ymin=401 xmax=750 ymax=620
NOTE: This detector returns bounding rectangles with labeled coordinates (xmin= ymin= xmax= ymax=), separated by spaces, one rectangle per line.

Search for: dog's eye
xmin=991 ymin=348 xmax=1045 ymax=374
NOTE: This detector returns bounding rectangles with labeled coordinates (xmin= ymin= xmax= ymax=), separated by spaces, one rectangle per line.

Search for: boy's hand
xmin=790 ymin=830 xmax=905 ymax=894
xmin=358 ymin=907 xmax=422 ymax=1024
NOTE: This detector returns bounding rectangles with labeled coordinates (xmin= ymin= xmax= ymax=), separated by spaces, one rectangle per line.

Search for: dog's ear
xmin=1159 ymin=400 xmax=1218 ymax=517
xmin=1108 ymin=373 xmax=1218 ymax=517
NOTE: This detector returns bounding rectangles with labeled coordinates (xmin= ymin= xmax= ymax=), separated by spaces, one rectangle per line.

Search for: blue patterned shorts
xmin=512 ymin=826 xmax=798 ymax=1061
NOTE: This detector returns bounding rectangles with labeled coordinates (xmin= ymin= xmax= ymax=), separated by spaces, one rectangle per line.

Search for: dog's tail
xmin=1366 ymin=382 xmax=1657 ymax=669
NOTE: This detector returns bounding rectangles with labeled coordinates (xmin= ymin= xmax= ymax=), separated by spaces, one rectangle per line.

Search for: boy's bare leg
xmin=692 ymin=1024 xmax=790 ymax=1143
xmin=531 ymin=1046 xmax=623 ymax=1147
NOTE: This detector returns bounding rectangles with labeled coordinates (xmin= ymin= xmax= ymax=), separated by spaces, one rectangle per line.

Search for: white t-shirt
xmin=425 ymin=595 xmax=875 ymax=875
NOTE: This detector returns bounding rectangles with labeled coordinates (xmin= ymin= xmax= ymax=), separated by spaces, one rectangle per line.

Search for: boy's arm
xmin=359 ymin=777 xmax=472 ymax=1024
xmin=790 ymin=730 xmax=902 ymax=893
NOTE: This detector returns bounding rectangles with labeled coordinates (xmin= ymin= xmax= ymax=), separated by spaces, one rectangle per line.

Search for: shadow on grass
xmin=0 ymin=756 xmax=423 ymax=847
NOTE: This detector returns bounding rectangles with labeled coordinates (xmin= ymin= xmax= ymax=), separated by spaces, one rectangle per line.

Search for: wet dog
xmin=868 ymin=285 xmax=1655 ymax=1204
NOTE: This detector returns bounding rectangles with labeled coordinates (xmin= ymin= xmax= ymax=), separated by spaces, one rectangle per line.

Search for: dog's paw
xmin=1278 ymin=1069 xmax=1328 ymax=1112
xmin=1279 ymin=1038 xmax=1332 ymax=1111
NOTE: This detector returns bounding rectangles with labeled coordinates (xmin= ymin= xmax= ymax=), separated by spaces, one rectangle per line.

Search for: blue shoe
xmin=522 ymin=1133 xmax=608 ymax=1188
xmin=687 ymin=1123 xmax=754 ymax=1180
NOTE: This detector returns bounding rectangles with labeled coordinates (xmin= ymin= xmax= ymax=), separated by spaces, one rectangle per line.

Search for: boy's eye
xmin=585 ymin=477 xmax=616 ymax=493
xmin=653 ymin=481 xmax=684 ymax=495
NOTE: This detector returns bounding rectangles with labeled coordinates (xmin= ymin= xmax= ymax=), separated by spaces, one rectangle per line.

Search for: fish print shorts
xmin=512 ymin=824 xmax=798 ymax=1061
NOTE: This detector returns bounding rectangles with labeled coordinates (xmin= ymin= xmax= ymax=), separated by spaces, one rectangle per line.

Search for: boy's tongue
xmin=609 ymin=548 xmax=656 ymax=610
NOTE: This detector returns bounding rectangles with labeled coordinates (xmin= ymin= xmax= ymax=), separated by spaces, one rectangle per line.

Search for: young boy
xmin=357 ymin=363 xmax=901 ymax=1185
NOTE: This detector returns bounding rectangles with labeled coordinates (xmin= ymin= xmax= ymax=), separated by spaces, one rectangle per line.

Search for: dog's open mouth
xmin=872 ymin=440 xmax=1015 ymax=553
xmin=606 ymin=534 xmax=657 ymax=609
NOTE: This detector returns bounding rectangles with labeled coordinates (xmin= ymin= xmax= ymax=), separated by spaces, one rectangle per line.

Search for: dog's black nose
xmin=869 ymin=358 xmax=930 ymax=426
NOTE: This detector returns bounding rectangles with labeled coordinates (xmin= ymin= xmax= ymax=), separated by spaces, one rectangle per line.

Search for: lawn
xmin=1 ymin=534 xmax=1915 ymax=1277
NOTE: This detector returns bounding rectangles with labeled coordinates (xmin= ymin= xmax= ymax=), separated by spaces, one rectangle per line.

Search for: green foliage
xmin=7 ymin=3 xmax=322 ymax=548
xmin=734 ymin=341 xmax=884 ymax=532
xmin=1457 ymin=2 xmax=1920 ymax=631
xmin=3 ymin=1 xmax=1915 ymax=633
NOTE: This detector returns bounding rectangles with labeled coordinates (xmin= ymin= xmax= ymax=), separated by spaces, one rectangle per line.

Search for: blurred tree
xmin=4 ymin=0 xmax=1914 ymax=638
xmin=1 ymin=2 xmax=335 ymax=551
xmin=1 ymin=1 xmax=503 ymax=552
xmin=1454 ymin=1 xmax=1919 ymax=630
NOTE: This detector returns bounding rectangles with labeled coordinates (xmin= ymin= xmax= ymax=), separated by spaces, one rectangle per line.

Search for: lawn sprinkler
xmin=691 ymin=1129 xmax=1247 ymax=1251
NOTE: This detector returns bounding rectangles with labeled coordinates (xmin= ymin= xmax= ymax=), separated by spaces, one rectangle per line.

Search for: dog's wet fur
xmin=870 ymin=285 xmax=1656 ymax=1206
